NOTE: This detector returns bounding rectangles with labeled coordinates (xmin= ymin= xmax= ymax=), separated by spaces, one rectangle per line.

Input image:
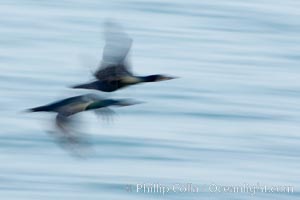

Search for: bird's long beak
xmin=117 ymin=99 xmax=144 ymax=106
xmin=158 ymin=75 xmax=179 ymax=81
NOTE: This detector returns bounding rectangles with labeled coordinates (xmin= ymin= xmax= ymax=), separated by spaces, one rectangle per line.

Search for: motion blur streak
xmin=0 ymin=0 xmax=300 ymax=200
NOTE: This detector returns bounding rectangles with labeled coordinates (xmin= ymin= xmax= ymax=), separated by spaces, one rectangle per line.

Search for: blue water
xmin=1 ymin=0 xmax=300 ymax=199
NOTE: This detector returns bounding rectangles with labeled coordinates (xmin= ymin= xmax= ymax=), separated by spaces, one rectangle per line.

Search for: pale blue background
xmin=0 ymin=0 xmax=300 ymax=199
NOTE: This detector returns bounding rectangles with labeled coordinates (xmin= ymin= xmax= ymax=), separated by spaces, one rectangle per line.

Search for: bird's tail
xmin=72 ymin=82 xmax=96 ymax=90
xmin=27 ymin=105 xmax=50 ymax=112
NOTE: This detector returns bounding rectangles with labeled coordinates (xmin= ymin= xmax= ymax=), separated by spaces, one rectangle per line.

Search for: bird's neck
xmin=120 ymin=75 xmax=158 ymax=84
xmin=139 ymin=75 xmax=158 ymax=82
xmin=85 ymin=101 xmax=104 ymax=110
xmin=121 ymin=76 xmax=143 ymax=84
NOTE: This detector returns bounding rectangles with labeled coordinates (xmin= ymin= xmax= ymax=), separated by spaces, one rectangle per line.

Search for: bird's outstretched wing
xmin=94 ymin=21 xmax=133 ymax=81
xmin=94 ymin=107 xmax=116 ymax=123
xmin=53 ymin=94 xmax=104 ymax=147
xmin=54 ymin=113 xmax=91 ymax=155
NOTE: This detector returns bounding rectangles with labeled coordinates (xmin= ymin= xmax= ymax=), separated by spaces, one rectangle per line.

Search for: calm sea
xmin=0 ymin=0 xmax=300 ymax=199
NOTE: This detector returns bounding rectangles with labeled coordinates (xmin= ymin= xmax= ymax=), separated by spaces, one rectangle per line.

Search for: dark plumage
xmin=29 ymin=94 xmax=138 ymax=117
xmin=28 ymin=94 xmax=139 ymax=142
xmin=72 ymin=21 xmax=176 ymax=92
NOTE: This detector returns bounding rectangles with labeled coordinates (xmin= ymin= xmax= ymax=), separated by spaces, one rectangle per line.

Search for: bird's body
xmin=28 ymin=94 xmax=139 ymax=139
xmin=72 ymin=21 xmax=176 ymax=92
xmin=28 ymin=93 xmax=140 ymax=153
xmin=29 ymin=94 xmax=137 ymax=116
xmin=73 ymin=64 xmax=140 ymax=92
xmin=73 ymin=74 xmax=174 ymax=92
xmin=73 ymin=80 xmax=129 ymax=92
xmin=29 ymin=94 xmax=101 ymax=116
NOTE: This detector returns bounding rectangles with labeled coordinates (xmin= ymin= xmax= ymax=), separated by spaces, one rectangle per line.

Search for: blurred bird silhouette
xmin=72 ymin=21 xmax=176 ymax=92
xmin=28 ymin=94 xmax=140 ymax=147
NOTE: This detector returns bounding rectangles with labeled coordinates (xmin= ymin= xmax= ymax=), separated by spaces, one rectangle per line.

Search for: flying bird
xmin=28 ymin=94 xmax=140 ymax=145
xmin=72 ymin=21 xmax=176 ymax=92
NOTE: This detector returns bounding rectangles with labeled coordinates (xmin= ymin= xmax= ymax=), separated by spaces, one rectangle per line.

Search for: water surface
xmin=1 ymin=0 xmax=300 ymax=199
